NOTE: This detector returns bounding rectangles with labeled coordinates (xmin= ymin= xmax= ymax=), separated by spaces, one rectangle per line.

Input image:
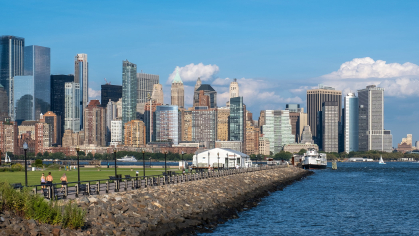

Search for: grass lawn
xmin=0 ymin=167 xmax=181 ymax=186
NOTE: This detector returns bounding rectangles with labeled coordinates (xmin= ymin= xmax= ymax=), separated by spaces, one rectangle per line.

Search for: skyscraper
xmin=0 ymin=35 xmax=25 ymax=119
xmin=0 ymin=85 xmax=8 ymax=121
xmin=229 ymin=78 xmax=239 ymax=98
xmin=84 ymin=100 xmax=106 ymax=146
xmin=137 ymin=72 xmax=159 ymax=104
xmin=151 ymin=84 xmax=164 ymax=104
xmin=74 ymin=54 xmax=88 ymax=130
xmin=51 ymin=74 xmax=74 ymax=139
xmin=171 ymin=69 xmax=184 ymax=108
xmin=124 ymin=120 xmax=146 ymax=147
xmin=286 ymin=104 xmax=307 ymax=142
xmin=24 ymin=45 xmax=51 ymax=119
xmin=194 ymin=84 xmax=217 ymax=108
xmin=64 ymin=82 xmax=80 ymax=132
xmin=40 ymin=111 xmax=61 ymax=146
xmin=229 ymin=97 xmax=245 ymax=145
xmin=193 ymin=77 xmax=202 ymax=107
xmin=217 ymin=107 xmax=230 ymax=141
xmin=344 ymin=93 xmax=359 ymax=153
xmin=192 ymin=106 xmax=217 ymax=149
xmin=122 ymin=60 xmax=137 ymax=143
xmin=358 ymin=85 xmax=389 ymax=152
xmin=322 ymin=101 xmax=339 ymax=152
xmin=156 ymin=105 xmax=179 ymax=145
xmin=101 ymin=84 xmax=122 ymax=108
xmin=307 ymin=85 xmax=342 ymax=140
xmin=262 ymin=110 xmax=295 ymax=154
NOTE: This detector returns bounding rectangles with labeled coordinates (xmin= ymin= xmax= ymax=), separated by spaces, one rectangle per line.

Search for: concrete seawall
xmin=0 ymin=167 xmax=312 ymax=235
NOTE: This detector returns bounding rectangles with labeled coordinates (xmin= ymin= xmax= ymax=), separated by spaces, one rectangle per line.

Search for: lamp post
xmin=181 ymin=151 xmax=184 ymax=169
xmin=76 ymin=146 xmax=80 ymax=184
xmin=149 ymin=157 xmax=151 ymax=168
xmin=164 ymin=151 xmax=167 ymax=174
xmin=142 ymin=150 xmax=145 ymax=177
xmin=208 ymin=152 xmax=210 ymax=169
xmin=217 ymin=152 xmax=219 ymax=171
xmin=234 ymin=154 xmax=236 ymax=167
xmin=226 ymin=153 xmax=229 ymax=169
xmin=195 ymin=151 xmax=198 ymax=173
xmin=23 ymin=142 xmax=28 ymax=186
xmin=113 ymin=148 xmax=117 ymax=178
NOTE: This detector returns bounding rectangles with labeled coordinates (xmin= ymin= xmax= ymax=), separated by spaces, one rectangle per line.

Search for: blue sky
xmin=2 ymin=0 xmax=419 ymax=147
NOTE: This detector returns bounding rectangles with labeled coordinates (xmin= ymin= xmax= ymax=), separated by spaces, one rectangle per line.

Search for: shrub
xmin=11 ymin=163 xmax=23 ymax=171
xmin=0 ymin=182 xmax=85 ymax=229
xmin=34 ymin=159 xmax=43 ymax=168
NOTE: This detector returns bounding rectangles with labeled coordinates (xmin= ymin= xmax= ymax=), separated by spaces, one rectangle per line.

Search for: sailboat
xmin=378 ymin=155 xmax=386 ymax=164
xmin=4 ymin=153 xmax=11 ymax=163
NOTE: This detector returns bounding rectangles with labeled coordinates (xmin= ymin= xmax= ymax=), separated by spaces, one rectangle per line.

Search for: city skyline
xmin=2 ymin=1 xmax=419 ymax=145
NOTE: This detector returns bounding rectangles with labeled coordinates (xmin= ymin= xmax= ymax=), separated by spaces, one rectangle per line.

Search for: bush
xmin=0 ymin=183 xmax=85 ymax=229
xmin=11 ymin=163 xmax=23 ymax=171
xmin=34 ymin=159 xmax=43 ymax=168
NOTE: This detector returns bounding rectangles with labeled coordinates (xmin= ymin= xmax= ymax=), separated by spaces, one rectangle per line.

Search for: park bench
xmin=11 ymin=183 xmax=23 ymax=189
xmin=124 ymin=175 xmax=132 ymax=181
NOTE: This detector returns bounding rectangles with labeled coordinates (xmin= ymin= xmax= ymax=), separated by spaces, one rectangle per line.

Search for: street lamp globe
xmin=23 ymin=142 xmax=28 ymax=150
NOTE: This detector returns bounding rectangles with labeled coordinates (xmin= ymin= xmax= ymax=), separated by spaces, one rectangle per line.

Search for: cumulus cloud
xmin=167 ymin=63 xmax=219 ymax=84
xmin=88 ymin=88 xmax=101 ymax=98
xmin=322 ymin=57 xmax=419 ymax=79
xmin=320 ymin=57 xmax=419 ymax=97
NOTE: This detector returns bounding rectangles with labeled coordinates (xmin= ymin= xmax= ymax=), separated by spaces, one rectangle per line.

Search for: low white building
xmin=192 ymin=148 xmax=251 ymax=168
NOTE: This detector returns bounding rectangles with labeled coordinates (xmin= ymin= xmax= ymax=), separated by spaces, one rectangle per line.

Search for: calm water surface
xmin=200 ymin=162 xmax=419 ymax=235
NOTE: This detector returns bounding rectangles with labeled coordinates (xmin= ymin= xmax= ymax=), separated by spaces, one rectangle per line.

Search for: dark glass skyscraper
xmin=122 ymin=60 xmax=137 ymax=143
xmin=101 ymin=84 xmax=122 ymax=107
xmin=51 ymin=74 xmax=74 ymax=139
xmin=229 ymin=97 xmax=245 ymax=144
xmin=0 ymin=35 xmax=25 ymax=118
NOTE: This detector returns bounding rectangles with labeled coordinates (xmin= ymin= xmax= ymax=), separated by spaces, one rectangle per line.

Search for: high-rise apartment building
xmin=34 ymin=122 xmax=51 ymax=154
xmin=0 ymin=120 xmax=18 ymax=154
xmin=64 ymin=82 xmax=80 ymax=132
xmin=181 ymin=109 xmax=193 ymax=141
xmin=40 ymin=111 xmax=61 ymax=146
xmin=122 ymin=60 xmax=137 ymax=143
xmin=51 ymin=74 xmax=74 ymax=139
xmin=192 ymin=106 xmax=217 ymax=149
xmin=151 ymin=84 xmax=164 ymax=104
xmin=193 ymin=77 xmax=202 ymax=107
xmin=0 ymin=35 xmax=25 ymax=119
xmin=358 ymin=85 xmax=391 ymax=152
xmin=217 ymin=107 xmax=230 ymax=141
xmin=110 ymin=119 xmax=122 ymax=146
xmin=0 ymin=85 xmax=8 ymax=121
xmin=137 ymin=72 xmax=159 ymax=104
xmin=106 ymin=99 xmax=118 ymax=145
xmin=194 ymin=84 xmax=217 ymax=108
xmin=259 ymin=135 xmax=270 ymax=156
xmin=171 ymin=70 xmax=184 ymax=108
xmin=84 ymin=100 xmax=106 ymax=146
xmin=307 ymin=85 xmax=342 ymax=139
xmin=245 ymin=111 xmax=259 ymax=155
xmin=262 ymin=110 xmax=295 ymax=154
xmin=343 ymin=93 xmax=359 ymax=153
xmin=101 ymin=84 xmax=122 ymax=108
xmin=124 ymin=120 xmax=146 ymax=147
xmin=322 ymin=101 xmax=339 ymax=152
xmin=14 ymin=45 xmax=51 ymax=122
xmin=286 ymin=104 xmax=307 ymax=142
xmin=74 ymin=54 xmax=88 ymax=130
xmin=144 ymin=101 xmax=162 ymax=143
xmin=229 ymin=97 xmax=245 ymax=146
xmin=156 ymin=105 xmax=179 ymax=145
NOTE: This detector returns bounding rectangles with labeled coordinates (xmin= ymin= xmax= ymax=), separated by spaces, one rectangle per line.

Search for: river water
xmin=200 ymin=162 xmax=419 ymax=235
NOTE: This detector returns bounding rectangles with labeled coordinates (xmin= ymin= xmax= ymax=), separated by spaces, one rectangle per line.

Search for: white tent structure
xmin=192 ymin=148 xmax=251 ymax=168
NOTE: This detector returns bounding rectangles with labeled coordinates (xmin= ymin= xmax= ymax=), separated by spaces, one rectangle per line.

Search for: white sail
xmin=379 ymin=155 xmax=386 ymax=164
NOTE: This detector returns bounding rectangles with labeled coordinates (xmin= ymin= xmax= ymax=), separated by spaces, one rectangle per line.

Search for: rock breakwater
xmin=0 ymin=167 xmax=312 ymax=235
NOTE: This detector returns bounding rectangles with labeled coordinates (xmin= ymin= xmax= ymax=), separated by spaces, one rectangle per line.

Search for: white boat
xmin=301 ymin=148 xmax=327 ymax=169
xmin=378 ymin=155 xmax=386 ymax=164
xmin=4 ymin=153 xmax=11 ymax=163
xmin=116 ymin=155 xmax=137 ymax=162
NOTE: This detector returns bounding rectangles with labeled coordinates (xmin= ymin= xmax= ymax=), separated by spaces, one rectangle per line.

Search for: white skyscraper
xmin=344 ymin=93 xmax=359 ymax=153
xmin=229 ymin=78 xmax=239 ymax=98
xmin=64 ymin=82 xmax=80 ymax=132
xmin=75 ymin=53 xmax=88 ymax=130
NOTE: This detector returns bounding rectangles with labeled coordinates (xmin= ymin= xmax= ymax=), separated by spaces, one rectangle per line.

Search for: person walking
xmin=40 ymin=173 xmax=46 ymax=189
xmin=60 ymin=173 xmax=67 ymax=193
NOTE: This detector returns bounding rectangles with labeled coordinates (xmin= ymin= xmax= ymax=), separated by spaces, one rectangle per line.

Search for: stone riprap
xmin=0 ymin=166 xmax=312 ymax=235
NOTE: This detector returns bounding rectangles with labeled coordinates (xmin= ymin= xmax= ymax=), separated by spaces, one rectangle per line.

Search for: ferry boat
xmin=301 ymin=148 xmax=327 ymax=169
xmin=116 ymin=155 xmax=137 ymax=162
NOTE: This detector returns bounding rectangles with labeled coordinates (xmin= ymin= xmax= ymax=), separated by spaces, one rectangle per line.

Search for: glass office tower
xmin=14 ymin=76 xmax=34 ymax=122
xmin=344 ymin=93 xmax=359 ymax=153
xmin=64 ymin=82 xmax=80 ymax=132
xmin=75 ymin=54 xmax=88 ymax=130
xmin=229 ymin=96 xmax=244 ymax=142
xmin=24 ymin=45 xmax=51 ymax=119
xmin=51 ymin=74 xmax=74 ymax=139
xmin=0 ymin=35 xmax=25 ymax=118
xmin=122 ymin=60 xmax=137 ymax=143
xmin=155 ymin=105 xmax=179 ymax=145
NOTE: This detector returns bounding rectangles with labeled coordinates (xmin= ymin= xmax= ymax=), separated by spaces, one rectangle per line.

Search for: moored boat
xmin=117 ymin=155 xmax=137 ymax=162
xmin=302 ymin=148 xmax=327 ymax=169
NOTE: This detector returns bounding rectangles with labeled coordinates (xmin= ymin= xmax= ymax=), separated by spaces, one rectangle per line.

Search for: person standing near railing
xmin=60 ymin=173 xmax=67 ymax=193
xmin=40 ymin=173 xmax=46 ymax=189
xmin=46 ymin=172 xmax=53 ymax=187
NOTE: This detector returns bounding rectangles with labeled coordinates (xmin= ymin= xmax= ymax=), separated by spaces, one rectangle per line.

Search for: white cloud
xmin=167 ymin=63 xmax=219 ymax=84
xmin=320 ymin=57 xmax=419 ymax=97
xmin=322 ymin=57 xmax=419 ymax=79
xmin=88 ymin=88 xmax=101 ymax=98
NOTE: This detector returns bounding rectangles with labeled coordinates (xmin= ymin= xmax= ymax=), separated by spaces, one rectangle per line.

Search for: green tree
xmin=78 ymin=151 xmax=86 ymax=157
xmin=274 ymin=151 xmax=292 ymax=161
xmin=297 ymin=149 xmax=307 ymax=155
xmin=34 ymin=159 xmax=43 ymax=167
xmin=43 ymin=151 xmax=49 ymax=157
xmin=86 ymin=152 xmax=94 ymax=160
xmin=36 ymin=152 xmax=43 ymax=158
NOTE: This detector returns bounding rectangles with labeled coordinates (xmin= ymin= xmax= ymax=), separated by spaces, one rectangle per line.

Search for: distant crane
xmin=104 ymin=78 xmax=111 ymax=85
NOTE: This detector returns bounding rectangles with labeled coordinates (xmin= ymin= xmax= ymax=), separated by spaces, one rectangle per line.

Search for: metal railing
xmin=27 ymin=165 xmax=285 ymax=200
